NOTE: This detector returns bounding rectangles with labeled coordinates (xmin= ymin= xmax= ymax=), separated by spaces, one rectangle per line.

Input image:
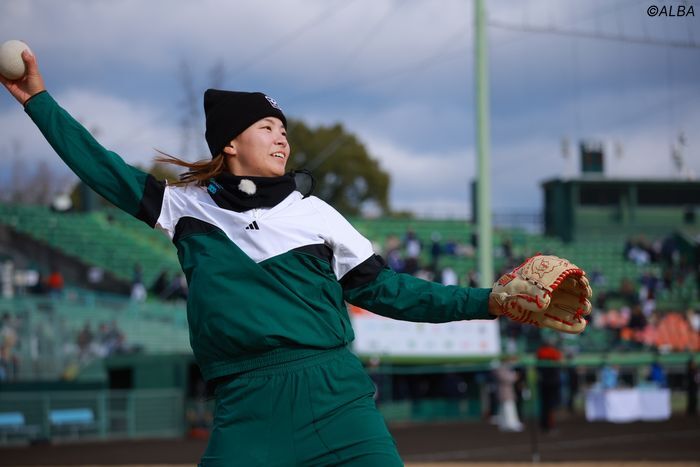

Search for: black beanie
xmin=204 ymin=89 xmax=287 ymax=157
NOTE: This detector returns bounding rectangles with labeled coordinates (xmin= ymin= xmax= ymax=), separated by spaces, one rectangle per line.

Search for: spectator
xmin=627 ymin=305 xmax=648 ymax=331
xmin=150 ymin=270 xmax=170 ymax=299
xmin=443 ymin=238 xmax=458 ymax=256
xmin=686 ymin=308 xmax=700 ymax=334
xmin=484 ymin=365 xmax=499 ymax=425
xmin=639 ymin=311 xmax=660 ymax=348
xmin=594 ymin=289 xmax=609 ymax=312
xmin=87 ymin=266 xmax=104 ymax=286
xmin=494 ymin=355 xmax=524 ymax=432
xmin=638 ymin=270 xmax=660 ymax=316
xmin=28 ymin=271 xmax=46 ymax=295
xmin=686 ymin=358 xmax=698 ymax=417
xmin=403 ymin=228 xmax=421 ymax=275
xmin=564 ymin=352 xmax=579 ymax=414
xmin=621 ymin=305 xmax=647 ymax=348
xmin=500 ymin=237 xmax=513 ymax=261
xmin=385 ymin=248 xmax=404 ymax=273
xmin=440 ymin=267 xmax=458 ymax=286
xmin=599 ymin=358 xmax=619 ymax=389
xmin=617 ymin=278 xmax=638 ymax=306
xmin=107 ymin=320 xmax=127 ymax=354
xmin=627 ymin=242 xmax=650 ymax=266
xmin=0 ymin=312 xmax=19 ymax=381
xmin=536 ymin=339 xmax=562 ymax=433
xmin=131 ymin=263 xmax=147 ymax=302
xmin=429 ymin=232 xmax=442 ymax=269
xmin=662 ymin=267 xmax=674 ymax=291
xmin=95 ymin=322 xmax=126 ymax=357
xmin=660 ymin=235 xmax=678 ymax=266
xmin=590 ymin=267 xmax=607 ymax=288
xmin=503 ymin=319 xmax=521 ymax=355
xmin=76 ymin=322 xmax=94 ymax=362
xmin=647 ymin=357 xmax=667 ymax=388
xmin=466 ymin=270 xmax=479 ymax=288
xmin=163 ymin=274 xmax=188 ymax=301
xmin=45 ymin=267 xmax=64 ymax=297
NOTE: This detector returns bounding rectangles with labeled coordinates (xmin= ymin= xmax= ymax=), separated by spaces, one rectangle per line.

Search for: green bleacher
xmin=0 ymin=204 xmax=180 ymax=287
xmin=2 ymin=292 xmax=190 ymax=380
xmin=1 ymin=203 xmax=695 ymax=310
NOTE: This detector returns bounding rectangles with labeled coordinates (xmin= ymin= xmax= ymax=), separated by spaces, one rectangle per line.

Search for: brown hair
xmin=155 ymin=150 xmax=227 ymax=186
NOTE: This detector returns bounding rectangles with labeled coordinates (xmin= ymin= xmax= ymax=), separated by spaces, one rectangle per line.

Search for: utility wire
xmin=488 ymin=19 xmax=700 ymax=49
xmin=225 ymin=0 xmax=359 ymax=83
xmin=107 ymin=0 xmax=359 ymax=157
xmin=287 ymin=28 xmax=470 ymax=103
xmin=325 ymin=2 xmax=402 ymax=83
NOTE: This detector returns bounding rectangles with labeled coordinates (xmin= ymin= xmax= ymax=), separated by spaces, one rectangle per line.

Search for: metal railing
xmin=0 ymin=388 xmax=184 ymax=445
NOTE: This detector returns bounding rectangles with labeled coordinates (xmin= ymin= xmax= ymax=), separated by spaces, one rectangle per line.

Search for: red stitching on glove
xmin=514 ymin=293 xmax=547 ymax=310
xmin=504 ymin=307 xmax=541 ymax=327
xmin=543 ymin=312 xmax=574 ymax=326
xmin=549 ymin=267 xmax=585 ymax=293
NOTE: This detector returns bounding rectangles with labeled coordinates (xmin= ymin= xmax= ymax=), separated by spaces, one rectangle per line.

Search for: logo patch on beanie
xmin=265 ymin=95 xmax=282 ymax=111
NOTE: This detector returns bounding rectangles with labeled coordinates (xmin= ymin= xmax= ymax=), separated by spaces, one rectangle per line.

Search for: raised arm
xmin=1 ymin=50 xmax=164 ymax=227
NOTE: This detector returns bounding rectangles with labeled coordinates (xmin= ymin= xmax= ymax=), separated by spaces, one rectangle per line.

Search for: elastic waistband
xmin=205 ymin=346 xmax=351 ymax=381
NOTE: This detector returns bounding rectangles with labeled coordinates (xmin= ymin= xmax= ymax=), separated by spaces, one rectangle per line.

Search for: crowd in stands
xmin=148 ymin=269 xmax=188 ymax=302
xmin=378 ymin=228 xmax=515 ymax=288
xmin=75 ymin=320 xmax=134 ymax=363
xmin=129 ymin=263 xmax=188 ymax=303
xmin=623 ymin=233 xmax=699 ymax=300
xmin=0 ymin=312 xmax=19 ymax=382
xmin=580 ymin=232 xmax=700 ymax=353
xmin=1 ymin=221 xmax=698 ymax=388
xmin=373 ymin=226 xmax=700 ymax=355
xmin=8 ymin=264 xmax=66 ymax=297
xmin=0 ymin=292 xmax=138 ymax=382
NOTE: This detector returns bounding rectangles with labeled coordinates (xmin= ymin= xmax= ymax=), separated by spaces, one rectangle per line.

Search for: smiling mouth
xmin=272 ymin=152 xmax=286 ymax=159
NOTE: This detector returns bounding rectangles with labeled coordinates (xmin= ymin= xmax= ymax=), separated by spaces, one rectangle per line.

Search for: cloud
xmin=361 ymin=135 xmax=474 ymax=218
xmin=0 ymin=88 xmax=184 ymax=167
xmin=1 ymin=0 xmax=698 ymax=219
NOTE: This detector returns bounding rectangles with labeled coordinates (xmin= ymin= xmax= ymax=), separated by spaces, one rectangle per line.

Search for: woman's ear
xmin=222 ymin=144 xmax=236 ymax=156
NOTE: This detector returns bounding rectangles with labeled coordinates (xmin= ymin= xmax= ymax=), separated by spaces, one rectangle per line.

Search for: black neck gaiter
xmin=207 ymin=173 xmax=296 ymax=212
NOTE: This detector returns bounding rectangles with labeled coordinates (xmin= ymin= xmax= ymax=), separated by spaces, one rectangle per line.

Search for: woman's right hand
xmin=0 ymin=49 xmax=46 ymax=106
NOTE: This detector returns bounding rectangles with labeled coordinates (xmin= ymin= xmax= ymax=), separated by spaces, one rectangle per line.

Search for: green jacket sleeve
xmin=343 ymin=266 xmax=495 ymax=323
xmin=24 ymin=91 xmax=164 ymax=226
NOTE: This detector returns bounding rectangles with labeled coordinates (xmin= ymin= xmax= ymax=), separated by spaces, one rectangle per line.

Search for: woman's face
xmin=224 ymin=117 xmax=289 ymax=177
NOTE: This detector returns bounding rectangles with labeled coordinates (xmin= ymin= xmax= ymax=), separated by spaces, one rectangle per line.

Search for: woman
xmin=2 ymin=50 xmax=505 ymax=466
xmin=494 ymin=355 xmax=524 ymax=432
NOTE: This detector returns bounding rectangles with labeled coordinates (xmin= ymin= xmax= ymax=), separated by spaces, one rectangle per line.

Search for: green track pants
xmin=198 ymin=347 xmax=404 ymax=466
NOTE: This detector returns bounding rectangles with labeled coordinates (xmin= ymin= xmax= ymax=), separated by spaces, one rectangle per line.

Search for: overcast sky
xmin=1 ymin=0 xmax=698 ymax=218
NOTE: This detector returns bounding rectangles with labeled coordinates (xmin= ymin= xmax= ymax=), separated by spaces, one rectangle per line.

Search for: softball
xmin=0 ymin=40 xmax=31 ymax=80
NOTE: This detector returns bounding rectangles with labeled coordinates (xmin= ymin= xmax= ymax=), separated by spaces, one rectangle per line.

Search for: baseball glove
xmin=492 ymin=254 xmax=593 ymax=334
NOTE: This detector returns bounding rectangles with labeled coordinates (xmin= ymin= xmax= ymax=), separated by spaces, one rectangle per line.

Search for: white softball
xmin=0 ymin=40 xmax=31 ymax=80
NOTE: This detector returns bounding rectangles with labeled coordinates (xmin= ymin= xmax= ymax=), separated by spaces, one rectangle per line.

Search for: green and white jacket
xmin=26 ymin=91 xmax=494 ymax=381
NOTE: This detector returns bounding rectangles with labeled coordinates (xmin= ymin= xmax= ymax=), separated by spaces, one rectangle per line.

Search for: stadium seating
xmin=3 ymin=203 xmax=693 ymax=307
xmin=0 ymin=292 xmax=190 ymax=381
xmin=0 ymin=204 xmax=180 ymax=287
xmin=1 ymin=204 xmax=697 ymax=381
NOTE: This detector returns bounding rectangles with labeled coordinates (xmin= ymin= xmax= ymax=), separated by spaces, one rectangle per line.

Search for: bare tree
xmin=177 ymin=58 xmax=227 ymax=161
